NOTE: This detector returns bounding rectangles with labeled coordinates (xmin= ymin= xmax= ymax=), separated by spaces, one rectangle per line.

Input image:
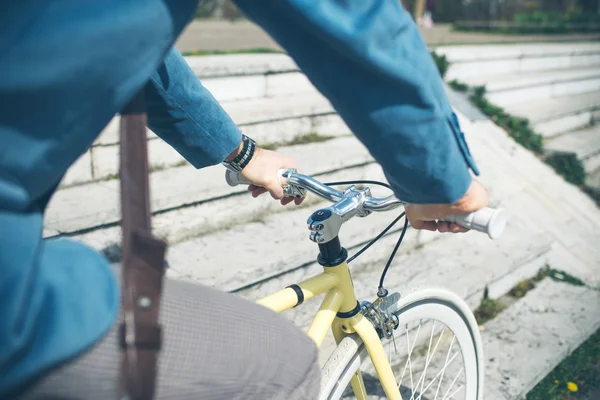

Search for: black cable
xmin=347 ymin=212 xmax=405 ymax=263
xmin=323 ymin=178 xmax=410 ymax=295
xmin=324 ymin=180 xmax=392 ymax=190
xmin=378 ymin=217 xmax=409 ymax=292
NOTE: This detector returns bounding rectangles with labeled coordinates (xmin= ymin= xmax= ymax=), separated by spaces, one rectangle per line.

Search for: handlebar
xmin=225 ymin=169 xmax=506 ymax=239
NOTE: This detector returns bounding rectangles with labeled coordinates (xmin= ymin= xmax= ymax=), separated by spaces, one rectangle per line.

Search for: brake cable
xmin=324 ymin=180 xmax=409 ymax=297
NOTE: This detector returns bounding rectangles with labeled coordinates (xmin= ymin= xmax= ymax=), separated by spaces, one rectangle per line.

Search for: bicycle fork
xmin=316 ymin=237 xmax=402 ymax=400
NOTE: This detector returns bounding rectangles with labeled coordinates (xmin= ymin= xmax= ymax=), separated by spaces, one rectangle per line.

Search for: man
xmin=0 ymin=0 xmax=488 ymax=398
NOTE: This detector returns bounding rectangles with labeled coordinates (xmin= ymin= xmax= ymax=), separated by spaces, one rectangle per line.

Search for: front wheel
xmin=320 ymin=288 xmax=484 ymax=400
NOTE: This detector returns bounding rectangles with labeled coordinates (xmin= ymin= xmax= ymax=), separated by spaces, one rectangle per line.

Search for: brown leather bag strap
xmin=119 ymin=90 xmax=167 ymax=400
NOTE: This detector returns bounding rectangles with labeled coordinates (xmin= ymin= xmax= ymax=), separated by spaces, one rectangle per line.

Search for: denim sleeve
xmin=145 ymin=47 xmax=242 ymax=169
xmin=234 ymin=0 xmax=480 ymax=204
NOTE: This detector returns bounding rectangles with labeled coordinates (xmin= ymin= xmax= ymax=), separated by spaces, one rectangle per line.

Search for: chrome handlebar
xmin=281 ymin=169 xmax=404 ymax=212
xmin=225 ymin=169 xmax=507 ymax=240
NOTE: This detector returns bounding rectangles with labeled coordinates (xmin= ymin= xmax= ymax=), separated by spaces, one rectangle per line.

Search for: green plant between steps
xmin=181 ymin=48 xmax=283 ymax=57
xmin=473 ymin=265 xmax=588 ymax=325
xmin=258 ymin=131 xmax=334 ymax=151
xmin=467 ymin=85 xmax=545 ymax=155
xmin=527 ymin=328 xmax=600 ymax=400
xmin=448 ymin=79 xmax=469 ymax=92
xmin=439 ymin=68 xmax=593 ymax=193
xmin=545 ymin=152 xmax=586 ymax=186
xmin=430 ymin=51 xmax=450 ymax=79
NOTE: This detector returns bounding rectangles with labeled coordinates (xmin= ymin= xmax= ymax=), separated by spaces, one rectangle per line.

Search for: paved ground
xmin=175 ymin=21 xmax=600 ymax=52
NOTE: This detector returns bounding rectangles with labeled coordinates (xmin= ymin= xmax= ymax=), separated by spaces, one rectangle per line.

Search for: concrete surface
xmin=175 ymin=21 xmax=600 ymax=53
xmin=483 ymin=279 xmax=600 ymax=400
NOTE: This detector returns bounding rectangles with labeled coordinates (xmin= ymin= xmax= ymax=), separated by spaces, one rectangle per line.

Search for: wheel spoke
xmin=407 ymin=325 xmax=415 ymax=397
xmin=415 ymin=349 xmax=459 ymax=400
xmin=398 ymin=321 xmax=423 ymax=390
xmin=444 ymin=383 xmax=464 ymax=400
xmin=441 ymin=368 xmax=464 ymax=400
xmin=419 ymin=321 xmax=436 ymax=396
xmin=410 ymin=323 xmax=447 ymax=396
xmin=323 ymin=295 xmax=481 ymax=400
xmin=433 ymin=336 xmax=456 ymax=400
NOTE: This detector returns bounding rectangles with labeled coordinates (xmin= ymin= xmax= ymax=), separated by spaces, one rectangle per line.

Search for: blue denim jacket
xmin=0 ymin=0 xmax=478 ymax=395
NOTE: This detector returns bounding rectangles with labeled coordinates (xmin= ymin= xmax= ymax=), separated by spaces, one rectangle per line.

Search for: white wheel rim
xmin=324 ymin=290 xmax=482 ymax=400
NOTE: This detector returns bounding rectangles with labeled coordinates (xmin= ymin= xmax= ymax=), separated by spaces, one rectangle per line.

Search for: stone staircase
xmin=45 ymin=47 xmax=600 ymax=399
xmin=437 ymin=42 xmax=600 ymax=189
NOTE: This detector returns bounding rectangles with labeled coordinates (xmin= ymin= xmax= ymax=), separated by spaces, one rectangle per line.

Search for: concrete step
xmin=456 ymin=115 xmax=600 ymax=289
xmin=95 ymin=92 xmax=335 ymax=147
xmin=61 ymin=92 xmax=344 ymax=187
xmin=67 ymin=163 xmax=386 ymax=259
xmin=545 ymin=125 xmax=600 ymax=175
xmin=463 ymin=67 xmax=600 ymax=107
xmin=438 ymin=42 xmax=600 ymax=81
xmin=184 ymin=53 xmax=303 ymax=103
xmin=505 ymin=91 xmax=600 ymax=138
xmin=482 ymin=278 xmax=600 ymax=400
xmin=45 ymin=136 xmax=373 ymax=236
xmin=185 ymin=53 xmax=297 ymax=79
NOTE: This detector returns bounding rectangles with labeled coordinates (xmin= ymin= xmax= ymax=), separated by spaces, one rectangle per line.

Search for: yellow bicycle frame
xmin=257 ymin=259 xmax=403 ymax=400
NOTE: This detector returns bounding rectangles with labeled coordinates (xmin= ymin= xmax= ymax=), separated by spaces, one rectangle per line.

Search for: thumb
xmin=264 ymin=178 xmax=284 ymax=200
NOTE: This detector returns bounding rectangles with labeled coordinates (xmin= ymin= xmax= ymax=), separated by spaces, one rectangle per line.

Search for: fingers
xmin=437 ymin=221 xmax=450 ymax=233
xmin=250 ymin=187 xmax=303 ymax=207
xmin=280 ymin=197 xmax=294 ymax=206
xmin=412 ymin=220 xmax=438 ymax=231
xmin=248 ymin=183 xmax=305 ymax=206
xmin=437 ymin=221 xmax=469 ymax=233
xmin=448 ymin=223 xmax=469 ymax=233
xmin=268 ymin=185 xmax=285 ymax=200
xmin=250 ymin=187 xmax=268 ymax=198
xmin=412 ymin=219 xmax=469 ymax=233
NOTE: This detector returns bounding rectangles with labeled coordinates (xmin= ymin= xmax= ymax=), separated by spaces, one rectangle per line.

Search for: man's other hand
xmin=405 ymin=180 xmax=489 ymax=233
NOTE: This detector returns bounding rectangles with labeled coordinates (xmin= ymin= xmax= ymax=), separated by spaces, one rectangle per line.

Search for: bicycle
xmin=226 ymin=168 xmax=507 ymax=400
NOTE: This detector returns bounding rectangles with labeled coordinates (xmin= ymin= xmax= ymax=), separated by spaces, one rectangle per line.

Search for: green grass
xmin=527 ymin=329 xmax=600 ymax=400
xmin=545 ymin=152 xmax=586 ymax=186
xmin=467 ymin=85 xmax=545 ymax=155
xmin=443 ymin=79 xmax=592 ymax=191
xmin=473 ymin=287 xmax=506 ymax=325
xmin=583 ymin=186 xmax=600 ymax=206
xmin=104 ymin=172 xmax=120 ymax=181
xmin=448 ymin=79 xmax=469 ymax=92
xmin=430 ymin=51 xmax=450 ymax=79
xmin=258 ymin=132 xmax=334 ymax=151
xmin=181 ymin=48 xmax=283 ymax=57
xmin=474 ymin=266 xmax=587 ymax=325
xmin=288 ymin=132 xmax=333 ymax=146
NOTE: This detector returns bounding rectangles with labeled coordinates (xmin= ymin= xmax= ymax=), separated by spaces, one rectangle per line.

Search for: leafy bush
xmin=468 ymin=85 xmax=544 ymax=155
xmin=583 ymin=186 xmax=600 ymax=206
xmin=430 ymin=51 xmax=449 ymax=79
xmin=456 ymin=81 xmax=590 ymax=191
xmin=544 ymin=152 xmax=586 ymax=186
xmin=448 ymin=79 xmax=469 ymax=92
xmin=514 ymin=10 xmax=600 ymax=25
xmin=513 ymin=11 xmax=564 ymax=24
xmin=454 ymin=10 xmax=600 ymax=35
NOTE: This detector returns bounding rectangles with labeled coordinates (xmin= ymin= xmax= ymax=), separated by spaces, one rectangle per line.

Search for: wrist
xmin=225 ymin=139 xmax=244 ymax=162
xmin=449 ymin=180 xmax=487 ymax=214
xmin=222 ymin=134 xmax=256 ymax=172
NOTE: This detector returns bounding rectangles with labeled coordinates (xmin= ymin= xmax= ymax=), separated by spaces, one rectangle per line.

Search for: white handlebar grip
xmin=225 ymin=170 xmax=252 ymax=187
xmin=225 ymin=169 xmax=288 ymax=188
xmin=443 ymin=207 xmax=507 ymax=239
